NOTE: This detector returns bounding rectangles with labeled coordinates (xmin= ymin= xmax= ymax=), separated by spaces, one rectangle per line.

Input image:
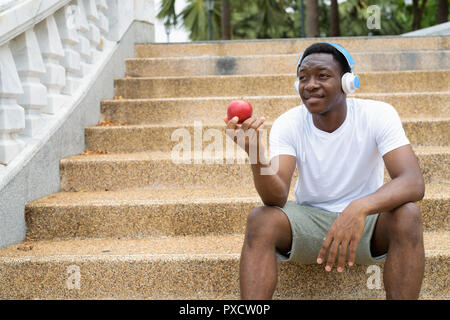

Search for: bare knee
xmin=389 ymin=202 xmax=423 ymax=246
xmin=245 ymin=206 xmax=291 ymax=250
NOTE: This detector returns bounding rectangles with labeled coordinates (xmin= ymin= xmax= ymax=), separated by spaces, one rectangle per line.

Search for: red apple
xmin=227 ymin=100 xmax=253 ymax=124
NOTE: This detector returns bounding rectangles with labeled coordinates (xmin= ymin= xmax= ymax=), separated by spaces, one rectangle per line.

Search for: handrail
xmin=0 ymin=0 xmax=152 ymax=175
xmin=0 ymin=0 xmax=72 ymax=47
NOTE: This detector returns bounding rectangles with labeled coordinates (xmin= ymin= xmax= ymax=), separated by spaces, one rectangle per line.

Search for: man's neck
xmin=312 ymin=100 xmax=348 ymax=134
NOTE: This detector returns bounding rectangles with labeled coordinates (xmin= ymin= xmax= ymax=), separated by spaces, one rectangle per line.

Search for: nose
xmin=304 ymin=76 xmax=320 ymax=91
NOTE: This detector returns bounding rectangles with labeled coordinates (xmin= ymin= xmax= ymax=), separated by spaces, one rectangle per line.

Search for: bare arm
xmin=224 ymin=116 xmax=297 ymax=207
xmin=317 ymin=144 xmax=425 ymax=272
xmin=355 ymin=144 xmax=425 ymax=216
xmin=251 ymin=153 xmax=297 ymax=207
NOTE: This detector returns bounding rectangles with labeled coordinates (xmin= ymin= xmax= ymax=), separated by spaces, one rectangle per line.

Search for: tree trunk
xmin=330 ymin=0 xmax=340 ymax=36
xmin=221 ymin=0 xmax=231 ymax=40
xmin=306 ymin=0 xmax=319 ymax=37
xmin=412 ymin=0 xmax=428 ymax=31
xmin=437 ymin=0 xmax=448 ymax=24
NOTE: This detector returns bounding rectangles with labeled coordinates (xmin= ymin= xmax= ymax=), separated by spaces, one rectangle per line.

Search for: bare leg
xmin=239 ymin=206 xmax=292 ymax=300
xmin=370 ymin=202 xmax=425 ymax=299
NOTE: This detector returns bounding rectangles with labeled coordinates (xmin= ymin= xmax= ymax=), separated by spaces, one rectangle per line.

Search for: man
xmin=224 ymin=42 xmax=425 ymax=300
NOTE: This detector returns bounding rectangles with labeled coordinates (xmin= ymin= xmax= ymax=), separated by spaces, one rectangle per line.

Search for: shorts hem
xmin=272 ymin=200 xmax=386 ymax=265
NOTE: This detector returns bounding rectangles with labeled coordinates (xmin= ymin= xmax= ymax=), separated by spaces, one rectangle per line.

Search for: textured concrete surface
xmin=135 ymin=36 xmax=450 ymax=58
xmin=126 ymin=50 xmax=450 ymax=77
xmin=23 ymin=182 xmax=449 ymax=241
xmin=59 ymin=147 xmax=448 ymax=192
xmin=114 ymin=71 xmax=450 ymax=99
xmin=0 ymin=233 xmax=447 ymax=299
xmin=100 ymin=93 xmax=450 ymax=125
xmin=84 ymin=119 xmax=449 ymax=154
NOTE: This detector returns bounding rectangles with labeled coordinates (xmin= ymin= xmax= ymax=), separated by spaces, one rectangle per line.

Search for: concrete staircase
xmin=0 ymin=37 xmax=449 ymax=300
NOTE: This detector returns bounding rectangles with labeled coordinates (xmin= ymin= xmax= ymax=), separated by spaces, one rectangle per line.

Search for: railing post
xmin=35 ymin=15 xmax=67 ymax=115
xmin=96 ymin=0 xmax=109 ymax=50
xmin=84 ymin=0 xmax=101 ymax=60
xmin=9 ymin=29 xmax=48 ymax=137
xmin=75 ymin=0 xmax=93 ymax=76
xmin=55 ymin=5 xmax=82 ymax=95
xmin=0 ymin=43 xmax=25 ymax=165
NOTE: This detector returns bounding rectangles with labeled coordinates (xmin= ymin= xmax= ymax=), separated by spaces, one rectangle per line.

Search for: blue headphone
xmin=294 ymin=42 xmax=360 ymax=95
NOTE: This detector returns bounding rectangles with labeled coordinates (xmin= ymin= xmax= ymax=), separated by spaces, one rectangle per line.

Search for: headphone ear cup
xmin=341 ymin=73 xmax=360 ymax=94
xmin=294 ymin=78 xmax=299 ymax=95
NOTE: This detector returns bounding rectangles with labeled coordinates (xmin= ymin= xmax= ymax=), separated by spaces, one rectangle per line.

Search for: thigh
xmin=275 ymin=201 xmax=339 ymax=264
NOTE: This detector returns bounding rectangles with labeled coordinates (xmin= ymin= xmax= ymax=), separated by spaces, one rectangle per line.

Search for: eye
xmin=319 ymin=73 xmax=330 ymax=78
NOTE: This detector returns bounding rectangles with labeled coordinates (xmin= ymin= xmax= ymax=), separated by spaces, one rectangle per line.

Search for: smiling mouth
xmin=305 ymin=96 xmax=324 ymax=100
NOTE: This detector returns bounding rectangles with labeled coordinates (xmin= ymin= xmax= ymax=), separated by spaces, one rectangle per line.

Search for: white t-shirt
xmin=269 ymin=98 xmax=410 ymax=212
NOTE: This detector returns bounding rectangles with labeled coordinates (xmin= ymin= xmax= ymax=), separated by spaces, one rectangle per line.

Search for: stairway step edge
xmin=1 ymin=232 xmax=448 ymax=260
xmin=102 ymin=92 xmax=450 ymax=103
xmin=26 ymin=182 xmax=449 ymax=208
xmin=61 ymin=146 xmax=450 ymax=162
xmin=86 ymin=117 xmax=450 ymax=129
xmin=115 ymin=69 xmax=450 ymax=80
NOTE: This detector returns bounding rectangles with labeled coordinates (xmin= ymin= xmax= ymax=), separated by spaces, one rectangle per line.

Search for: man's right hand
xmin=223 ymin=115 xmax=266 ymax=160
xmin=223 ymin=115 xmax=296 ymax=207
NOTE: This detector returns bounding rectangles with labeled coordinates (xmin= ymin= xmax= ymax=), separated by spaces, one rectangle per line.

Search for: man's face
xmin=297 ymin=53 xmax=345 ymax=115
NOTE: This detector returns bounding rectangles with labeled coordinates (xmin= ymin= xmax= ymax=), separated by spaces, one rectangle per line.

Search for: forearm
xmin=355 ymin=175 xmax=425 ymax=217
xmin=251 ymin=163 xmax=288 ymax=207
xmin=249 ymin=147 xmax=289 ymax=207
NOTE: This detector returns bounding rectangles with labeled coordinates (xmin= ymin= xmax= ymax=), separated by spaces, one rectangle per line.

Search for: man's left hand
xmin=317 ymin=200 xmax=369 ymax=272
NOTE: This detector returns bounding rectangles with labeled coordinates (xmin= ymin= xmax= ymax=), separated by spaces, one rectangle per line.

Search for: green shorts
xmin=274 ymin=201 xmax=387 ymax=265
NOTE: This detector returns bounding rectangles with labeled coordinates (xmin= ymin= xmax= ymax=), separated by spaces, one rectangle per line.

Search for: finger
xmin=241 ymin=116 xmax=258 ymax=130
xmin=317 ymin=234 xmax=333 ymax=265
xmin=336 ymin=239 xmax=350 ymax=273
xmin=223 ymin=116 xmax=228 ymax=124
xmin=246 ymin=119 xmax=265 ymax=141
xmin=325 ymin=239 xmax=341 ymax=272
xmin=251 ymin=117 xmax=266 ymax=130
xmin=347 ymin=238 xmax=359 ymax=267
xmin=226 ymin=116 xmax=239 ymax=130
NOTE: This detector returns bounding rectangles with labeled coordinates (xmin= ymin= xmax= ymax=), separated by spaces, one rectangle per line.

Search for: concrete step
xmin=0 ymin=232 xmax=447 ymax=299
xmin=135 ymin=36 xmax=450 ymax=58
xmin=126 ymin=50 xmax=450 ymax=77
xmin=59 ymin=147 xmax=449 ymax=192
xmin=100 ymin=93 xmax=450 ymax=125
xmin=84 ymin=118 xmax=450 ymax=154
xmin=24 ymin=183 xmax=449 ymax=241
xmin=114 ymin=71 xmax=450 ymax=99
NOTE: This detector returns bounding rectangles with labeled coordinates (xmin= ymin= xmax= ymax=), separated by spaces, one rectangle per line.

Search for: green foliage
xmin=157 ymin=0 xmax=178 ymax=25
xmin=416 ymin=0 xmax=450 ymax=30
xmin=157 ymin=0 xmax=449 ymax=41
xmin=230 ymin=0 xmax=298 ymax=39
xmin=338 ymin=0 xmax=409 ymax=36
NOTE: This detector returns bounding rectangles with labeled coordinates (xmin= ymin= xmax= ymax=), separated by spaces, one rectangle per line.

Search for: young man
xmin=224 ymin=42 xmax=426 ymax=300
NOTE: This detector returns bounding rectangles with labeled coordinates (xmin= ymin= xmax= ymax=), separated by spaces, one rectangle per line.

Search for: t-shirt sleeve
xmin=269 ymin=113 xmax=297 ymax=160
xmin=374 ymin=103 xmax=410 ymax=157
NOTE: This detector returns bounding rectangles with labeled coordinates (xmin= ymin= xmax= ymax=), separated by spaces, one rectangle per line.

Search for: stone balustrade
xmin=0 ymin=0 xmax=137 ymax=165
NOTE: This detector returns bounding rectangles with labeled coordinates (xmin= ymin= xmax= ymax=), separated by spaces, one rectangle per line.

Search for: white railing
xmin=0 ymin=0 xmax=148 ymax=166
